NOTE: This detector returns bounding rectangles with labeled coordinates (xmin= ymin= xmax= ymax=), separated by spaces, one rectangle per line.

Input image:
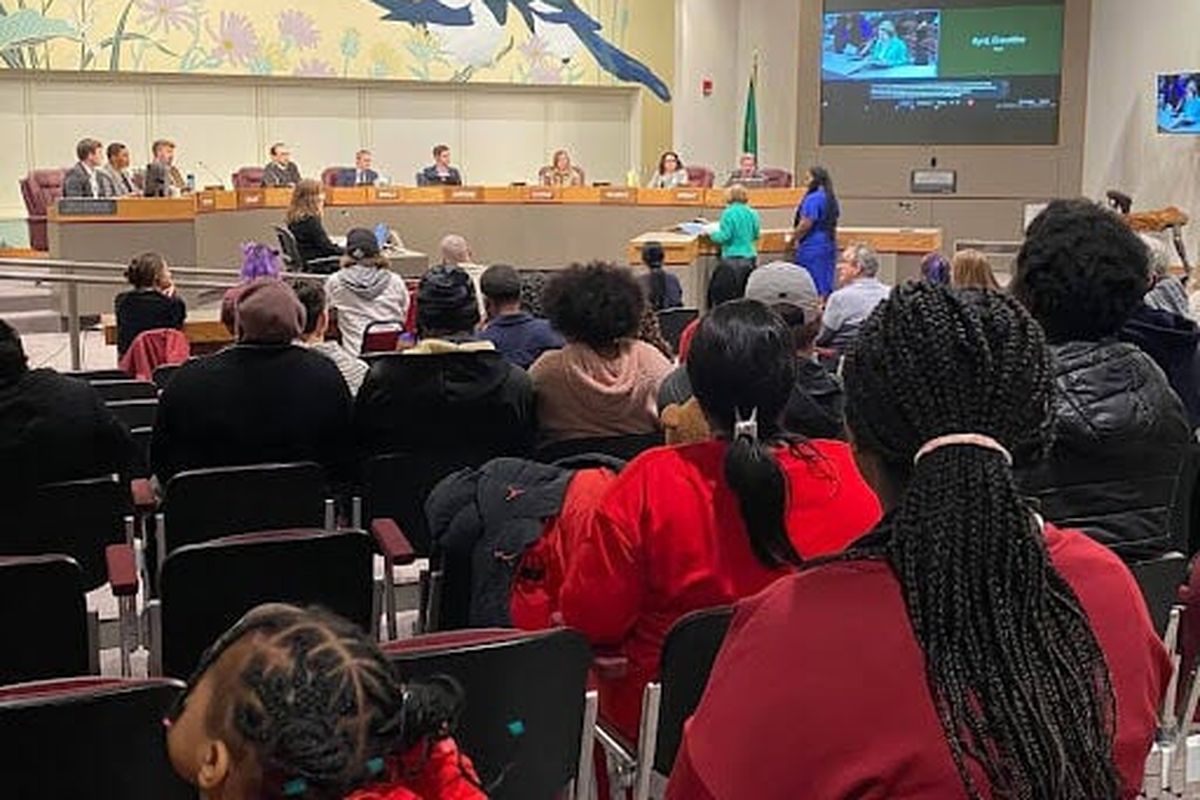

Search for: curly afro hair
xmin=1012 ymin=198 xmax=1149 ymax=343
xmin=543 ymin=262 xmax=645 ymax=348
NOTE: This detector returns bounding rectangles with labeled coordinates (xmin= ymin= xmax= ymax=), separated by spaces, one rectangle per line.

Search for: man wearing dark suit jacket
xmin=262 ymin=142 xmax=302 ymax=187
xmin=335 ymin=149 xmax=380 ymax=187
xmin=63 ymin=138 xmax=113 ymax=198
xmin=417 ymin=144 xmax=463 ymax=186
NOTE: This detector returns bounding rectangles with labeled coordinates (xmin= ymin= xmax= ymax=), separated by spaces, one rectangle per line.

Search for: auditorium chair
xmin=68 ymin=368 xmax=128 ymax=381
xmin=19 ymin=168 xmax=65 ymax=252
xmin=534 ymin=432 xmax=664 ymax=465
xmin=685 ymin=165 xmax=715 ymax=188
xmin=152 ymin=361 xmax=185 ymax=390
xmin=132 ymin=528 xmax=379 ymax=678
xmin=0 ymin=677 xmax=193 ymax=799
xmin=322 ymin=166 xmax=348 ymax=187
xmin=106 ymin=398 xmax=158 ymax=430
xmin=0 ymin=555 xmax=97 ymax=684
xmin=88 ymin=378 xmax=158 ymax=402
xmin=360 ymin=319 xmax=407 ymax=354
xmin=385 ymin=627 xmax=596 ymax=800
xmin=597 ymin=606 xmax=734 ymax=800
xmin=231 ymin=165 xmax=265 ymax=188
xmin=274 ymin=224 xmax=342 ymax=274
xmin=761 ymin=167 xmax=795 ymax=188
xmin=1131 ymin=552 xmax=1188 ymax=635
xmin=656 ymin=307 xmax=699 ymax=353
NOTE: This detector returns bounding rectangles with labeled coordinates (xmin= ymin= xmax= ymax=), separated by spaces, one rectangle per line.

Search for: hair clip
xmin=507 ymin=719 xmax=526 ymax=738
xmin=282 ymin=778 xmax=308 ymax=797
xmin=366 ymin=757 xmax=386 ymax=776
xmin=733 ymin=407 xmax=759 ymax=443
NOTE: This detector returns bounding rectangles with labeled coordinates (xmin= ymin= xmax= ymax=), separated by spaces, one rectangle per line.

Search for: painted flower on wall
xmin=136 ymin=0 xmax=195 ymax=35
xmin=278 ymin=9 xmax=319 ymax=51
xmin=294 ymin=58 xmax=335 ymax=77
xmin=209 ymin=11 xmax=259 ymax=66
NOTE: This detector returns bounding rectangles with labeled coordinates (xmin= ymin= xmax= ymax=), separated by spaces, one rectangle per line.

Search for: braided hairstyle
xmin=842 ymin=283 xmax=1120 ymax=799
xmin=185 ymin=604 xmax=405 ymax=800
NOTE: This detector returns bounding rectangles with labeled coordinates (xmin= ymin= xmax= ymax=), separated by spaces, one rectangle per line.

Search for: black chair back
xmin=656 ymin=307 xmax=699 ymax=353
xmin=653 ymin=606 xmax=734 ymax=776
xmin=106 ymin=398 xmax=158 ymax=429
xmin=68 ymin=368 xmax=129 ymax=382
xmin=152 ymin=363 xmax=184 ymax=390
xmin=1130 ymin=551 xmax=1188 ymax=635
xmin=0 ymin=556 xmax=90 ymax=684
xmin=90 ymin=379 xmax=157 ymax=402
xmin=0 ymin=678 xmax=192 ymax=799
xmin=7 ymin=475 xmax=127 ymax=590
xmin=534 ymin=432 xmax=663 ymax=465
xmin=131 ymin=426 xmax=153 ymax=468
xmin=386 ymin=628 xmax=591 ymax=800
xmin=161 ymin=462 xmax=329 ymax=559
xmin=274 ymin=224 xmax=305 ymax=270
xmin=160 ymin=528 xmax=375 ymax=679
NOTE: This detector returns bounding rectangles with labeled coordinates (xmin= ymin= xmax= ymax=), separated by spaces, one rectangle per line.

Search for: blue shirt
xmin=480 ymin=312 xmax=564 ymax=370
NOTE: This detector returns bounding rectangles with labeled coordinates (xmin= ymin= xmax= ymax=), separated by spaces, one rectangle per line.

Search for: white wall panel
xmin=263 ymin=86 xmax=363 ymax=179
xmin=0 ymin=83 xmax=28 ymax=215
xmin=461 ymin=92 xmax=547 ymax=185
xmin=28 ymin=81 xmax=147 ymax=171
xmin=366 ymin=90 xmax=461 ymax=185
xmin=547 ymin=95 xmax=632 ymax=184
xmin=152 ymin=83 xmax=257 ymax=187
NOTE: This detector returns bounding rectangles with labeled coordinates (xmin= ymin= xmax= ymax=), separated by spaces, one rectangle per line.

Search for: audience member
xmin=336 ymin=149 xmax=379 ymax=187
xmin=262 ymin=142 xmax=301 ymax=187
xmin=519 ymin=271 xmax=548 ymax=317
xmin=724 ymin=152 xmax=765 ymax=187
xmin=560 ymin=299 xmax=881 ymax=740
xmin=439 ymin=234 xmax=486 ymax=313
xmin=478 ymin=263 xmax=563 ymax=369
xmin=221 ymin=242 xmax=284 ymax=335
xmin=950 ymin=248 xmax=1001 ymax=290
xmin=286 ymin=179 xmax=343 ymax=270
xmin=294 ymin=281 xmax=368 ymax=396
xmin=648 ymin=150 xmax=690 ymax=189
xmin=150 ymin=139 xmax=186 ymax=192
xmin=166 ymin=604 xmax=485 ymax=800
xmin=667 ymin=283 xmax=1168 ymax=800
xmin=354 ymin=265 xmax=535 ymax=458
xmin=418 ymin=144 xmax=463 ymax=186
xmin=151 ymin=279 xmax=353 ymax=485
xmin=792 ymin=166 xmax=840 ymax=296
xmin=638 ymin=241 xmax=683 ymax=311
xmin=102 ymin=142 xmax=137 ymax=196
xmin=114 ymin=251 xmax=186 ymax=358
xmin=919 ymin=251 xmax=950 ymax=285
xmin=0 ymin=320 xmax=137 ymax=491
xmin=325 ymin=229 xmax=410 ymax=356
xmin=1013 ymin=198 xmax=1190 ymax=559
xmin=541 ymin=149 xmax=584 ymax=187
xmin=531 ymin=263 xmax=673 ymax=444
xmin=816 ymin=243 xmax=891 ymax=353
xmin=708 ymin=184 xmax=760 ymax=270
xmin=1142 ymin=233 xmax=1192 ymax=319
xmin=63 ymin=138 xmax=109 ymax=198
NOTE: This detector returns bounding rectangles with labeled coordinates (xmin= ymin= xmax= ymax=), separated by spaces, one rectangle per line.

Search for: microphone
xmin=194 ymin=160 xmax=226 ymax=190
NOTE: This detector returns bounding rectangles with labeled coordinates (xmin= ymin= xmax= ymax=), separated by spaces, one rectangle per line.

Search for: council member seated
xmin=817 ymin=243 xmax=891 ymax=354
xmin=262 ymin=142 xmax=302 ymax=187
xmin=479 ymin=263 xmax=563 ymax=369
xmin=149 ymin=139 xmax=186 ymax=193
xmin=418 ymin=144 xmax=462 ymax=186
xmin=335 ymin=149 xmax=379 ymax=187
xmin=285 ymin=179 xmax=344 ymax=270
xmin=648 ymin=151 xmax=690 ymax=189
xmin=102 ymin=142 xmax=138 ymax=196
xmin=540 ymin=149 xmax=584 ymax=187
xmin=325 ymin=228 xmax=410 ymax=356
xmin=63 ymin=138 xmax=111 ymax=198
xmin=724 ymin=152 xmax=765 ymax=187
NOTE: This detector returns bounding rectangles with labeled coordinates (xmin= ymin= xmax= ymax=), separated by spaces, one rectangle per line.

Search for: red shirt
xmin=559 ymin=439 xmax=881 ymax=739
xmin=667 ymin=525 xmax=1171 ymax=800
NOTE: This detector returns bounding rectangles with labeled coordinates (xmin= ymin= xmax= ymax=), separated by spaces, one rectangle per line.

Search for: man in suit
xmin=263 ymin=142 xmax=302 ymax=187
xmin=335 ymin=149 xmax=379 ymax=187
xmin=417 ymin=144 xmax=463 ymax=186
xmin=101 ymin=142 xmax=137 ymax=196
xmin=150 ymin=139 xmax=187 ymax=193
xmin=63 ymin=138 xmax=111 ymax=198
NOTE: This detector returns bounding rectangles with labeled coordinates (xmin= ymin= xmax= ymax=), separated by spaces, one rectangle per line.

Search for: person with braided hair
xmin=560 ymin=299 xmax=880 ymax=742
xmin=666 ymin=284 xmax=1170 ymax=800
xmin=166 ymin=604 xmax=484 ymax=800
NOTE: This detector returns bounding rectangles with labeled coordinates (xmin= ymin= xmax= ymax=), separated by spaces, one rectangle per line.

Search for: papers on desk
xmin=677 ymin=221 xmax=714 ymax=237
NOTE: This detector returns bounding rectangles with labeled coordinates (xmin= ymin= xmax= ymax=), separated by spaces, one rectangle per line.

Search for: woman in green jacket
xmin=706 ymin=184 xmax=761 ymax=307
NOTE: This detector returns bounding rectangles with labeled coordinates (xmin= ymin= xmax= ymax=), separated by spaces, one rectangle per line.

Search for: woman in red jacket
xmin=668 ymin=284 xmax=1170 ymax=800
xmin=559 ymin=299 xmax=881 ymax=741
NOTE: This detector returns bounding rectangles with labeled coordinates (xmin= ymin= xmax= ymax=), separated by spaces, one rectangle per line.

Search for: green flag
xmin=742 ymin=60 xmax=758 ymax=157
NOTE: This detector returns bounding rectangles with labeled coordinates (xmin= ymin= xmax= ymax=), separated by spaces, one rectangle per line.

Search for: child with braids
xmin=666 ymin=284 xmax=1170 ymax=800
xmin=560 ymin=299 xmax=881 ymax=742
xmin=166 ymin=604 xmax=485 ymax=800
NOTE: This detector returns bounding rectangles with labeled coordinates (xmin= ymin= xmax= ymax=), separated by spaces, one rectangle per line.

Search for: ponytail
xmin=648 ymin=265 xmax=667 ymax=311
xmin=723 ymin=408 xmax=802 ymax=569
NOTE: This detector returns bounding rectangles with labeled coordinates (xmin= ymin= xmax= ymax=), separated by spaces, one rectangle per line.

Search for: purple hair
xmin=240 ymin=241 xmax=283 ymax=281
xmin=920 ymin=252 xmax=951 ymax=285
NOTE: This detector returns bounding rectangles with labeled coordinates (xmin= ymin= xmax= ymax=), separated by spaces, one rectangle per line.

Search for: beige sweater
xmin=529 ymin=339 xmax=673 ymax=443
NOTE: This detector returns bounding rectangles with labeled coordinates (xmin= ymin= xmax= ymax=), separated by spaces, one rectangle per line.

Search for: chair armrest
xmin=130 ymin=478 xmax=157 ymax=512
xmin=593 ymin=655 xmax=629 ymax=681
xmin=105 ymin=543 xmax=139 ymax=597
xmin=371 ymin=518 xmax=416 ymax=566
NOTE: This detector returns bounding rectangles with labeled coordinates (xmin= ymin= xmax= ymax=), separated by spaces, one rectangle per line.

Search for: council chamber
xmin=2 ymin=1 xmax=1199 ymax=799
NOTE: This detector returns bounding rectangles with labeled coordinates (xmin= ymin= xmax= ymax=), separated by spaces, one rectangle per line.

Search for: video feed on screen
xmin=1158 ymin=73 xmax=1200 ymax=135
xmin=820 ymin=0 xmax=1064 ymax=146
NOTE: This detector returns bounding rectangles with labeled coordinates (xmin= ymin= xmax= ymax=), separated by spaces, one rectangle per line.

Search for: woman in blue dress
xmin=792 ymin=166 xmax=841 ymax=296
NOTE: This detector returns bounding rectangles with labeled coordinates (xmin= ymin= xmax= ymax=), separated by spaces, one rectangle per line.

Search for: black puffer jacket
xmin=1017 ymin=340 xmax=1192 ymax=561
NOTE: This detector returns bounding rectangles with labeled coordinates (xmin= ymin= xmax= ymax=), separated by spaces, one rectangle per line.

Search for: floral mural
xmin=0 ymin=0 xmax=670 ymax=100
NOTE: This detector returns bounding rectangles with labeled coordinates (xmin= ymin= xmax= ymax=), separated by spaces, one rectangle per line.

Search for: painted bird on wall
xmin=369 ymin=0 xmax=672 ymax=101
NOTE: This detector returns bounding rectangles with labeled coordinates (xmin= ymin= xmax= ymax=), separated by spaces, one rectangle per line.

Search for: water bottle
xmin=186 ymin=174 xmax=195 ymax=193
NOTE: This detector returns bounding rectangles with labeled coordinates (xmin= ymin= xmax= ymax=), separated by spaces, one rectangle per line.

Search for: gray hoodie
xmin=325 ymin=265 xmax=410 ymax=355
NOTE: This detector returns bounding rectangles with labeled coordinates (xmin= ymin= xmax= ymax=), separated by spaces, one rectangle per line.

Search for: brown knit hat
xmin=235 ymin=278 xmax=305 ymax=344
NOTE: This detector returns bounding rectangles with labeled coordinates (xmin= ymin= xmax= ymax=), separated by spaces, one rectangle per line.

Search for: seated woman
xmin=114 ymin=251 xmax=186 ymax=358
xmin=559 ymin=299 xmax=882 ymax=740
xmin=325 ymin=228 xmax=410 ymax=356
xmin=648 ymin=151 xmax=690 ymax=189
xmin=638 ymin=241 xmax=683 ymax=312
xmin=530 ymin=262 xmax=673 ymax=445
xmin=540 ymin=149 xmax=584 ymax=187
xmin=286 ymin=178 xmax=343 ymax=271
xmin=667 ymin=284 xmax=1170 ymax=800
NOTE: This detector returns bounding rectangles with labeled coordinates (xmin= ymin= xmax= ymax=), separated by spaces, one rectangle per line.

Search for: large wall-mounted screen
xmin=820 ymin=0 xmax=1064 ymax=145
